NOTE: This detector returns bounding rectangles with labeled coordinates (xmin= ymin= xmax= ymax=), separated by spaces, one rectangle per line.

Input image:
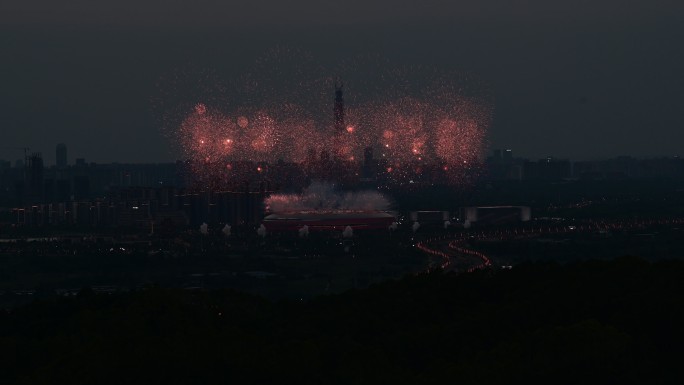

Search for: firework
xmin=157 ymin=49 xmax=491 ymax=189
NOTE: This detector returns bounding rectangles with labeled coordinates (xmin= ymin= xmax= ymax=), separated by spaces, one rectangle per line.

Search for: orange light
xmin=237 ymin=116 xmax=249 ymax=128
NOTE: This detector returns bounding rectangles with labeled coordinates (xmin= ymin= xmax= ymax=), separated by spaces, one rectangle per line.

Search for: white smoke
xmin=257 ymin=224 xmax=267 ymax=237
xmin=342 ymin=226 xmax=354 ymax=238
xmin=389 ymin=222 xmax=398 ymax=231
xmin=463 ymin=220 xmax=471 ymax=229
xmin=200 ymin=222 xmax=208 ymax=235
xmin=444 ymin=220 xmax=451 ymax=229
xmin=298 ymin=225 xmax=309 ymax=238
xmin=266 ymin=181 xmax=390 ymax=212
xmin=222 ymin=224 xmax=231 ymax=236
xmin=412 ymin=221 xmax=420 ymax=233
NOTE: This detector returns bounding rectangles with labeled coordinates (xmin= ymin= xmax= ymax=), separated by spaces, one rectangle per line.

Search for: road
xmin=416 ymin=217 xmax=684 ymax=273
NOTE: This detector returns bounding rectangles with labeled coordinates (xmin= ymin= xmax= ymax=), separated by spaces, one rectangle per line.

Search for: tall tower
xmin=334 ymin=81 xmax=345 ymax=131
xmin=56 ymin=143 xmax=67 ymax=168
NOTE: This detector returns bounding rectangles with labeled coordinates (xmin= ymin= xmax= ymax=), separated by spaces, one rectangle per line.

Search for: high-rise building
xmin=56 ymin=143 xmax=67 ymax=168
xmin=26 ymin=153 xmax=44 ymax=203
xmin=362 ymin=146 xmax=376 ymax=180
xmin=364 ymin=146 xmax=374 ymax=166
xmin=334 ymin=81 xmax=345 ymax=131
xmin=503 ymin=149 xmax=513 ymax=162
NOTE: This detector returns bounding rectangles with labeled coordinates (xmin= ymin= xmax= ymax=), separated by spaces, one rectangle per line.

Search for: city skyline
xmin=3 ymin=3 xmax=684 ymax=382
xmin=3 ymin=144 xmax=684 ymax=168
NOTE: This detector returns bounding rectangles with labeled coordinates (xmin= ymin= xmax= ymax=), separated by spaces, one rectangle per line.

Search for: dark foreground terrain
xmin=2 ymin=257 xmax=683 ymax=385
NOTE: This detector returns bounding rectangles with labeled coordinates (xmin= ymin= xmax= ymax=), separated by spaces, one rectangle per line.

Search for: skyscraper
xmin=56 ymin=143 xmax=67 ymax=168
xmin=364 ymin=146 xmax=374 ymax=166
xmin=27 ymin=153 xmax=44 ymax=203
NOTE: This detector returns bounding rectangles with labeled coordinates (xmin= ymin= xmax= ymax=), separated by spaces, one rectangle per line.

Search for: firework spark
xmin=157 ymin=49 xmax=491 ymax=189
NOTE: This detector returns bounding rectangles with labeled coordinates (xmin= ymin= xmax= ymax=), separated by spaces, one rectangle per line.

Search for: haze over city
xmin=2 ymin=0 xmax=683 ymax=163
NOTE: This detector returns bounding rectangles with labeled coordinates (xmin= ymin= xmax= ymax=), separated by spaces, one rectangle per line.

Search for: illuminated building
xmin=461 ymin=206 xmax=531 ymax=226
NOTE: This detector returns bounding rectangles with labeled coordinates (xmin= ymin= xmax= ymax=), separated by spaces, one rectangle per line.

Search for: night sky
xmin=1 ymin=1 xmax=683 ymax=164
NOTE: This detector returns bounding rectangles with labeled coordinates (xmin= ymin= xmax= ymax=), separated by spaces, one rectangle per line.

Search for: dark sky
xmin=1 ymin=1 xmax=683 ymax=164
